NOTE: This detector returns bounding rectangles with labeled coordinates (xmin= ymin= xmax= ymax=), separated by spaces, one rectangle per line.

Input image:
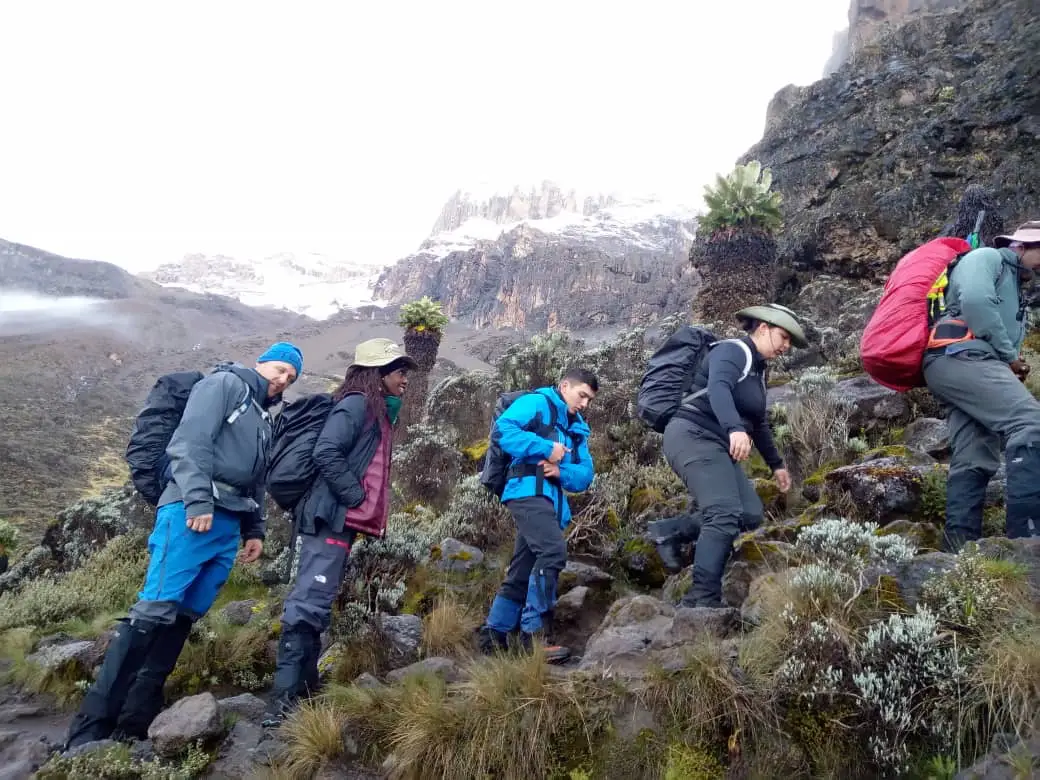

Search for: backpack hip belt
xmin=926 ymin=319 xmax=976 ymax=351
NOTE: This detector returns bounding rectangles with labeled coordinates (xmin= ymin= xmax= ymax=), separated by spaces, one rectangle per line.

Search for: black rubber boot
xmin=647 ymin=513 xmax=701 ymax=574
xmin=263 ymin=624 xmax=321 ymax=727
xmin=684 ymin=526 xmax=734 ymax=608
xmin=111 ymin=614 xmax=194 ymax=741
xmin=1005 ymin=444 xmax=1040 ymax=539
xmin=942 ymin=468 xmax=991 ymax=552
xmin=65 ymin=618 xmax=162 ymax=749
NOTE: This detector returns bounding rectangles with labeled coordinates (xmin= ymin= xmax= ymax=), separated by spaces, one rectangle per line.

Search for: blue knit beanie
xmin=257 ymin=341 xmax=303 ymax=376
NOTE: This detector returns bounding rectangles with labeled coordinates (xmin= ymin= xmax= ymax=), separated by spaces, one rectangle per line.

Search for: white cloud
xmin=0 ymin=0 xmax=848 ymax=272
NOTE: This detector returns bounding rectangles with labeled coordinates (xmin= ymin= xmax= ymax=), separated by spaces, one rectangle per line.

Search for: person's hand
xmin=1010 ymin=358 xmax=1031 ymax=382
xmin=728 ymin=431 xmax=752 ymax=462
xmin=549 ymin=442 xmax=571 ymax=464
xmin=187 ymin=513 xmax=212 ymax=532
xmin=773 ymin=468 xmax=792 ymax=493
xmin=540 ymin=461 xmax=561 ymax=479
xmin=238 ymin=539 xmax=263 ymax=563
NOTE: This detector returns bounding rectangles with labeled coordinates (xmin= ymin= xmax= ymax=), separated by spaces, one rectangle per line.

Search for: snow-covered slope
xmin=141 ymin=251 xmax=385 ymax=320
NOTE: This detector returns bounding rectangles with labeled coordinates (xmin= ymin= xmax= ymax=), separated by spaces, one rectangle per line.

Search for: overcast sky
xmin=0 ymin=1 xmax=849 ymax=272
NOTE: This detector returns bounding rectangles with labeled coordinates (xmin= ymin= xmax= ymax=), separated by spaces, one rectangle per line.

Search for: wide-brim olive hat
xmin=350 ymin=338 xmax=419 ymax=370
xmin=735 ymin=303 xmax=809 ymax=349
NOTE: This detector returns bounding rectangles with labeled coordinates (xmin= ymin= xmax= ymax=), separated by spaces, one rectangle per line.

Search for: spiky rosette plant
xmin=399 ymin=296 xmax=449 ymax=373
xmin=693 ymin=160 xmax=784 ymax=323
xmin=396 ymin=296 xmax=450 ymax=442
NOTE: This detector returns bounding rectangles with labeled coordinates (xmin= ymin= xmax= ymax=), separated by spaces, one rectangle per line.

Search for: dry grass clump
xmin=420 ymin=592 xmax=480 ymax=658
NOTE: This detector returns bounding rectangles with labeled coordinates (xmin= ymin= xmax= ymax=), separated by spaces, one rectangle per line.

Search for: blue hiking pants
xmin=485 ymin=496 xmax=567 ymax=635
xmin=129 ymin=502 xmax=241 ymax=625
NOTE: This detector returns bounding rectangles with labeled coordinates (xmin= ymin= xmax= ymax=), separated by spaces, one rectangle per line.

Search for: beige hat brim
xmin=735 ymin=305 xmax=809 ymax=349
xmin=352 ymin=354 xmax=419 ymax=370
xmin=994 ymin=226 xmax=1040 ymax=247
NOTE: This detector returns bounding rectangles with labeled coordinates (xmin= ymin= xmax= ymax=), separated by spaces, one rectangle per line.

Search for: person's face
xmin=381 ymin=367 xmax=409 ymax=397
xmin=560 ymin=380 xmax=596 ymax=413
xmin=1018 ymin=243 xmax=1040 ymax=270
xmin=755 ymin=324 xmax=792 ymax=359
xmin=255 ymin=360 xmax=297 ymax=397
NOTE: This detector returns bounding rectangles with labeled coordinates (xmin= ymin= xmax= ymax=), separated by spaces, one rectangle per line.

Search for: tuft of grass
xmin=644 ymin=638 xmax=772 ymax=749
xmin=301 ymin=650 xmax=618 ymax=780
xmin=421 ymin=592 xmax=480 ymax=658
xmin=966 ymin=622 xmax=1040 ymax=745
xmin=278 ymin=699 xmax=348 ymax=780
xmin=167 ymin=615 xmax=275 ymax=696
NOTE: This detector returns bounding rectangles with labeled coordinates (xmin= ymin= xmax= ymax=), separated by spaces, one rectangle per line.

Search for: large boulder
xmin=823 ymin=456 xmax=939 ymax=524
xmin=41 ymin=484 xmax=152 ymax=571
xmin=148 ymin=693 xmax=224 ymax=758
xmin=578 ymin=596 xmax=739 ymax=676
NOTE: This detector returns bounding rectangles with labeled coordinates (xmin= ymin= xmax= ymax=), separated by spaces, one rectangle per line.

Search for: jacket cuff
xmin=184 ymin=499 xmax=214 ymax=519
xmin=345 ymin=485 xmax=366 ymax=509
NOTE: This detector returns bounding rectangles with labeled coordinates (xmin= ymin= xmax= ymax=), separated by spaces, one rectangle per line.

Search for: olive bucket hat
xmin=350 ymin=338 xmax=419 ymax=370
xmin=735 ymin=303 xmax=809 ymax=349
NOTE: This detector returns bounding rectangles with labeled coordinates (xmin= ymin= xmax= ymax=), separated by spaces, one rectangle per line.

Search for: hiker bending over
xmin=265 ymin=339 xmax=415 ymax=723
xmin=924 ymin=221 xmax=1040 ymax=550
xmin=664 ymin=305 xmax=805 ymax=608
xmin=477 ymin=368 xmax=598 ymax=663
xmin=65 ymin=342 xmax=303 ymax=749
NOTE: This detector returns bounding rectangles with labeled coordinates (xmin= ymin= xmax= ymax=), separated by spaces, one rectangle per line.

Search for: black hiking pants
xmin=663 ymin=418 xmax=763 ymax=607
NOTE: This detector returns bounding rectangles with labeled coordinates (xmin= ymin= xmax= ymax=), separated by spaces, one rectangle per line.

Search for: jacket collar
xmin=536 ymin=386 xmax=591 ymax=436
xmin=215 ymin=362 xmax=277 ymax=408
xmin=740 ymin=335 xmax=769 ymax=368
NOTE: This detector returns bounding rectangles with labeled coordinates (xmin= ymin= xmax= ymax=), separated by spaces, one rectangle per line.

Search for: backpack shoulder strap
xmin=683 ymin=338 xmax=754 ymax=404
xmin=224 ymin=375 xmax=256 ymax=425
xmin=729 ymin=338 xmax=754 ymax=382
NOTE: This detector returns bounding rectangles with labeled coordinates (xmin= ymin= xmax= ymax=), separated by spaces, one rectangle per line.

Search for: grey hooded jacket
xmin=157 ymin=363 xmax=274 ymax=540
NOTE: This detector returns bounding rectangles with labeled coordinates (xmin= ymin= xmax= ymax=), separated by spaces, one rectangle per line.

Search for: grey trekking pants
xmin=280 ymin=524 xmax=358 ymax=632
xmin=924 ymin=350 xmax=1040 ymax=546
xmin=663 ymin=418 xmax=763 ymax=606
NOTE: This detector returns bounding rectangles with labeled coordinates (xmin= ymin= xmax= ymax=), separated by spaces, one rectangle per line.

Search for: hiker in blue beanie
xmin=65 ymin=342 xmax=303 ymax=749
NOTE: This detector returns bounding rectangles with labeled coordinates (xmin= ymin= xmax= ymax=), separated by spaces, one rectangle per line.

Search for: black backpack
xmin=479 ymin=390 xmax=580 ymax=500
xmin=636 ymin=326 xmax=752 ymax=433
xmin=125 ymin=369 xmax=253 ymax=505
xmin=266 ymin=393 xmax=335 ymax=512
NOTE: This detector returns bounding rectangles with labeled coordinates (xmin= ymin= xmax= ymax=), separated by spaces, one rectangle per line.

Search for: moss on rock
xmin=618 ymin=537 xmax=667 ymax=589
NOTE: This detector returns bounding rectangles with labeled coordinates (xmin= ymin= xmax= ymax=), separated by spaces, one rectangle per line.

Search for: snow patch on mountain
xmin=141 ymin=251 xmax=385 ymax=320
xmin=416 ymin=196 xmax=699 ymax=260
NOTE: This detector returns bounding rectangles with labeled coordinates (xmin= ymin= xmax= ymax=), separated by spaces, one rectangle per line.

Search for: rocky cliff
xmin=375 ymin=190 xmax=699 ymax=332
xmin=752 ymin=0 xmax=1037 ymax=287
xmin=430 ymin=181 xmax=618 ymax=235
xmin=849 ymin=0 xmax=970 ymax=52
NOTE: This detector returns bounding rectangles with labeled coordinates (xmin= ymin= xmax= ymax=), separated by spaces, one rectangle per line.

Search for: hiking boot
xmin=477 ymin=626 xmax=511 ymax=655
xmin=647 ymin=513 xmax=701 ymax=574
xmin=266 ymin=624 xmax=321 ymax=727
xmin=518 ymin=632 xmax=571 ymax=664
xmin=685 ymin=526 xmax=734 ymax=608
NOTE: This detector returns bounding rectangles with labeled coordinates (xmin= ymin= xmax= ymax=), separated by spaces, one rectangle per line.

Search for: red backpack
xmin=860 ymin=237 xmax=972 ymax=392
